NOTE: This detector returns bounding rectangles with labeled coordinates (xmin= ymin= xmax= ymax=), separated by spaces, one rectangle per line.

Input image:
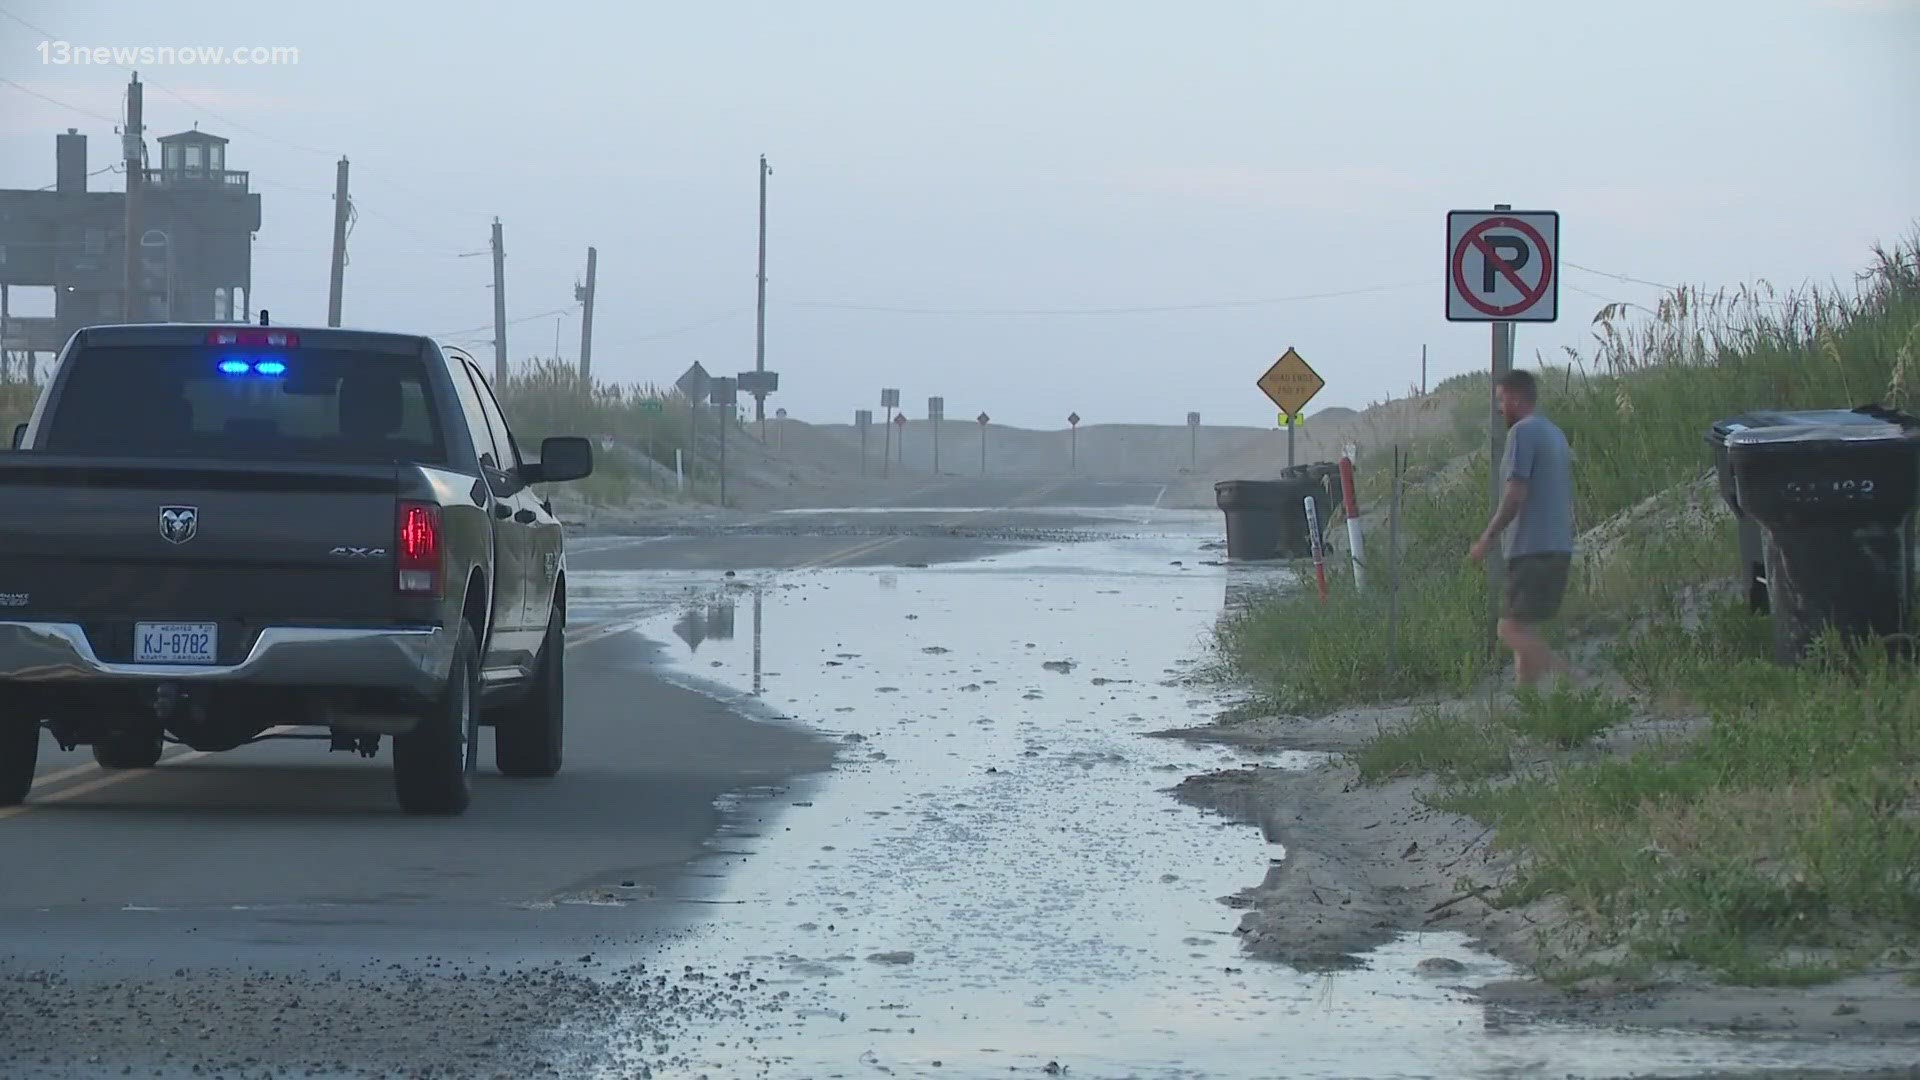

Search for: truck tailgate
xmin=0 ymin=457 xmax=412 ymax=665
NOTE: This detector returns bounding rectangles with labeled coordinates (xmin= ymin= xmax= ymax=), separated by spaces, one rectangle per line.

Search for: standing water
xmin=570 ymin=529 xmax=1918 ymax=1079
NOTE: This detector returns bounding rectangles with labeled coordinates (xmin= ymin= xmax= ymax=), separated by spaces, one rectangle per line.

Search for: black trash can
xmin=1706 ymin=407 xmax=1904 ymax=612
xmin=1275 ymin=475 xmax=1333 ymax=558
xmin=1727 ymin=417 xmax=1920 ymax=661
xmin=1216 ymin=478 xmax=1329 ymax=561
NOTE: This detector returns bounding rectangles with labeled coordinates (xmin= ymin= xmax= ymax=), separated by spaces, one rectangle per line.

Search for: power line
xmin=630 ymin=310 xmax=746 ymax=342
xmin=430 ymin=305 xmax=578 ymax=339
xmin=0 ymin=75 xmax=119 ymax=124
xmin=31 ymin=163 xmax=121 ymax=191
xmin=1564 ymin=261 xmax=1678 ymax=292
xmin=786 ymin=279 xmax=1426 ymax=316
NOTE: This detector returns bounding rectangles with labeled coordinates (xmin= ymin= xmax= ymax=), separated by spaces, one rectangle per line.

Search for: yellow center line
xmin=0 ymin=749 xmax=216 ymax=821
xmin=4 ymin=726 xmax=298 ymax=820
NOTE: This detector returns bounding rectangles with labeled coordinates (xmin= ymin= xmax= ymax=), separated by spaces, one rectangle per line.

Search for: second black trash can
xmin=1216 ymin=477 xmax=1330 ymax=561
xmin=1705 ymin=407 xmax=1898 ymax=612
xmin=1727 ymin=416 xmax=1920 ymax=661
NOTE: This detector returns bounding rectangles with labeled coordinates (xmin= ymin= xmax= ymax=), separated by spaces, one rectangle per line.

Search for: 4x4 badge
xmin=159 ymin=505 xmax=198 ymax=545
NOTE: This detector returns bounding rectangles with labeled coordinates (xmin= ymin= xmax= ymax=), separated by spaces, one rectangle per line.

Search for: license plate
xmin=135 ymin=622 xmax=218 ymax=665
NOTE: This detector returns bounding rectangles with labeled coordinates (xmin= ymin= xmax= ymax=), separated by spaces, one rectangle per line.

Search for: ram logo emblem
xmin=159 ymin=506 xmax=198 ymax=545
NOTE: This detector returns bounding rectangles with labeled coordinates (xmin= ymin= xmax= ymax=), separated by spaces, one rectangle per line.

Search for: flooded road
xmin=570 ymin=512 xmax=1919 ymax=1079
xmin=4 ymin=484 xmax=1915 ymax=1078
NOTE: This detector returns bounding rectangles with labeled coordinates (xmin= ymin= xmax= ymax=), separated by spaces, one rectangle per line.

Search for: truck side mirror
xmin=524 ymin=436 xmax=593 ymax=484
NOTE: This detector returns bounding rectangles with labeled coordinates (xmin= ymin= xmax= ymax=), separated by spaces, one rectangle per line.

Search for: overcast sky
xmin=3 ymin=0 xmax=1915 ymax=429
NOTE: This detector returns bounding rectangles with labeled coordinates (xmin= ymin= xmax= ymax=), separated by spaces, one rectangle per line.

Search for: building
xmin=0 ymin=114 xmax=262 ymax=375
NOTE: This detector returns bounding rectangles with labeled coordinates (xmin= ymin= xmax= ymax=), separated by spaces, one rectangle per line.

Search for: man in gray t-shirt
xmin=1470 ymin=369 xmax=1575 ymax=687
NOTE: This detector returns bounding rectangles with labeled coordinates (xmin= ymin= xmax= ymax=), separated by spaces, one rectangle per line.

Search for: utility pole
xmin=1421 ymin=343 xmax=1428 ymax=396
xmin=120 ymin=72 xmax=144 ymax=321
xmin=753 ymin=155 xmax=770 ymax=432
xmin=490 ymin=218 xmax=508 ymax=385
xmin=326 ymin=157 xmax=350 ymax=327
xmin=576 ymin=246 xmax=597 ymax=382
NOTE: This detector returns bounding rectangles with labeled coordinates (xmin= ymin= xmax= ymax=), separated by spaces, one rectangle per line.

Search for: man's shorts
xmin=1503 ymin=552 xmax=1572 ymax=623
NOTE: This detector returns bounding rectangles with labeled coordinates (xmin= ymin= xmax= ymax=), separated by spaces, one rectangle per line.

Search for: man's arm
xmin=1479 ymin=478 xmax=1529 ymax=543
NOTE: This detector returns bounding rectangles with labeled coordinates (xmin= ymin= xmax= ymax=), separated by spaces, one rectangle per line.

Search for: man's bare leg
xmin=1498 ymin=617 xmax=1564 ymax=689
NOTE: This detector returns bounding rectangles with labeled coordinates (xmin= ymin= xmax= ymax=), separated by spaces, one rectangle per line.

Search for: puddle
xmin=578 ymin=539 xmax=1918 ymax=1078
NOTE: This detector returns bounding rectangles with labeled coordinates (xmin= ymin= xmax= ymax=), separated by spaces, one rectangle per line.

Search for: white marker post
xmin=1304 ymin=496 xmax=1328 ymax=604
xmin=1339 ymin=444 xmax=1366 ymax=591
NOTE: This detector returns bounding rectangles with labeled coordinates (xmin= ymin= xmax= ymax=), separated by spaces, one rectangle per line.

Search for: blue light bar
xmin=215 ymin=357 xmax=289 ymax=377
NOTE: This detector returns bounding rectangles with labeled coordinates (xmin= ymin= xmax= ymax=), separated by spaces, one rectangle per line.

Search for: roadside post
xmin=1258 ymin=347 xmax=1324 ymax=470
xmin=640 ymin=398 xmax=663 ymax=469
xmin=676 ymin=362 xmax=711 ymax=493
xmin=893 ymin=411 xmax=907 ymax=470
xmin=1388 ymin=445 xmax=1403 ymax=668
xmin=881 ymin=388 xmax=900 ymax=479
xmin=1339 ymin=443 xmax=1366 ymax=590
xmin=1187 ymin=412 xmax=1200 ymax=469
xmin=1446 ymin=205 xmax=1561 ymax=654
xmin=1068 ymin=412 xmax=1080 ymax=473
xmin=737 ymin=370 xmax=779 ymax=443
xmin=928 ymin=396 xmax=945 ymax=474
xmin=710 ymin=376 xmax=737 ymax=508
xmin=1304 ymin=495 xmax=1328 ymax=603
xmin=775 ymin=407 xmax=787 ymax=449
xmin=856 ymin=409 xmax=872 ymax=477
xmin=977 ymin=412 xmax=990 ymax=476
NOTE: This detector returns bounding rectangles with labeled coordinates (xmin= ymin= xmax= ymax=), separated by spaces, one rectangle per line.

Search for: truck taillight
xmin=397 ymin=502 xmax=442 ymax=596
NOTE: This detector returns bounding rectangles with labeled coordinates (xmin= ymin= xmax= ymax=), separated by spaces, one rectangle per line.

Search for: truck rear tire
xmin=1 ymin=714 xmax=37 ymax=807
xmin=393 ymin=622 xmax=479 ymax=815
xmin=91 ymin=728 xmax=164 ymax=770
xmin=495 ymin=606 xmax=564 ymax=779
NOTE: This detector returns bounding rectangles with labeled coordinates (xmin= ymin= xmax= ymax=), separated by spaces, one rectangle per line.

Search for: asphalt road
xmin=0 ymin=475 xmax=1169 ymax=978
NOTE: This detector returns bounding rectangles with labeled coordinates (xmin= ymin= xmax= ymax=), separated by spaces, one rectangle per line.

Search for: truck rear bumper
xmin=0 ymin=622 xmax=453 ymax=698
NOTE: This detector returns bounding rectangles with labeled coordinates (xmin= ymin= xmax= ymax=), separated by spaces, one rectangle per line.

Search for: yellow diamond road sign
xmin=1257 ymin=347 xmax=1324 ymax=419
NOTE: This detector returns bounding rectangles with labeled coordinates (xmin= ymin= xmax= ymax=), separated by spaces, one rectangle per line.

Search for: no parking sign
xmin=1445 ymin=210 xmax=1559 ymax=322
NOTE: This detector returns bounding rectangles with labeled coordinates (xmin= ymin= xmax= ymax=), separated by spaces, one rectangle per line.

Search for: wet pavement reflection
xmin=568 ymin=534 xmax=1920 ymax=1079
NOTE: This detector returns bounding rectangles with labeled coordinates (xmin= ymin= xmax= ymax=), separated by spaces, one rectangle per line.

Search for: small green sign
xmin=640 ymin=400 xmax=665 ymax=415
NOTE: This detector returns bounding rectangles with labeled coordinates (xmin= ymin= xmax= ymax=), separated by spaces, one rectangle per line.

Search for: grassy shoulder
xmin=1215 ymin=235 xmax=1920 ymax=985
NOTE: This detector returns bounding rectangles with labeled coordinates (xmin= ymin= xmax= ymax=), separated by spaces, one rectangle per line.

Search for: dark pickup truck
xmin=0 ymin=322 xmax=594 ymax=815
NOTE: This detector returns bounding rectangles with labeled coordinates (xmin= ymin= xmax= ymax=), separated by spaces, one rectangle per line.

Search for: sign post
xmin=855 ymin=408 xmax=873 ymax=477
xmin=1257 ymin=347 xmax=1325 ymax=469
xmin=640 ymin=397 xmax=664 ymax=466
xmin=1446 ymin=204 xmax=1561 ymax=654
xmin=880 ymin=388 xmax=900 ymax=479
xmin=928 ymin=397 xmax=945 ymax=474
xmin=1067 ymin=412 xmax=1080 ymax=473
xmin=893 ymin=411 xmax=907 ymax=470
xmin=1187 ymin=411 xmax=1200 ymax=469
xmin=676 ymin=362 xmax=711 ymax=490
xmin=775 ymin=406 xmax=787 ymax=449
xmin=709 ymin=376 xmax=738 ymax=508
xmin=977 ymin=412 xmax=990 ymax=476
xmin=738 ymin=370 xmax=780 ymax=443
